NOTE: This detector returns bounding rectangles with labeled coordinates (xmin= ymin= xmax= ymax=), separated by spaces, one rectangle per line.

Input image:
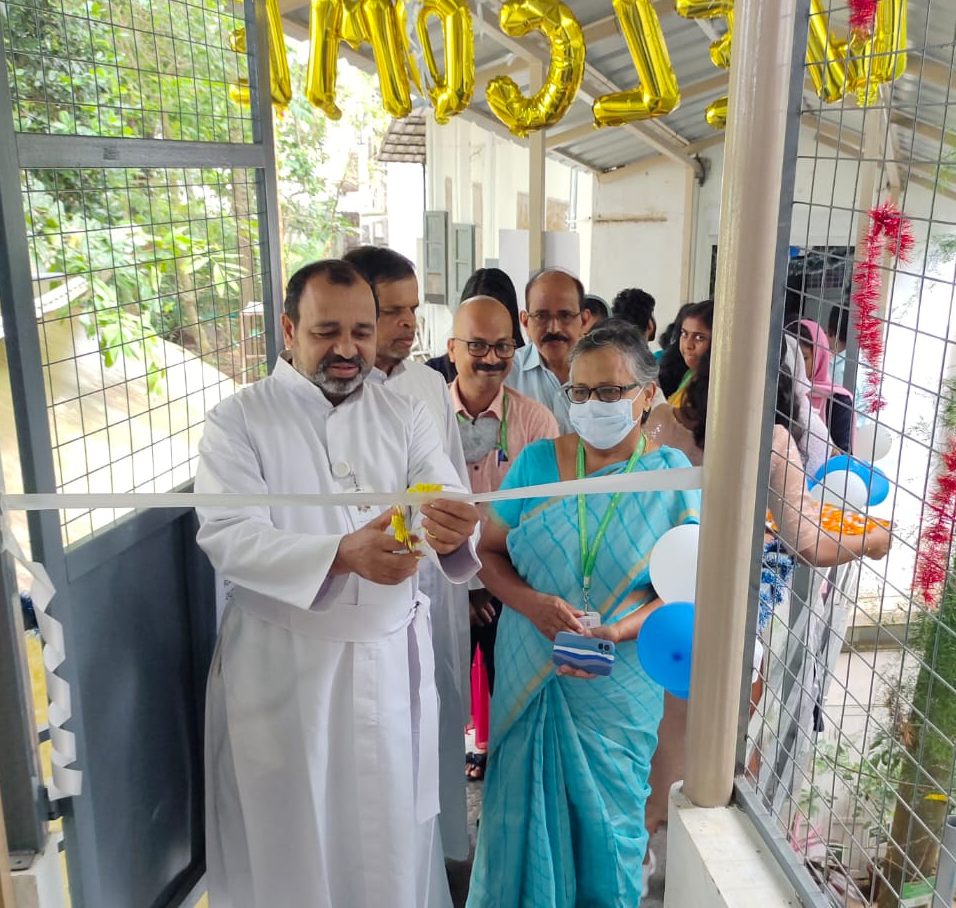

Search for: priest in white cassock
xmin=344 ymin=246 xmax=473 ymax=863
xmin=195 ymin=259 xmax=481 ymax=908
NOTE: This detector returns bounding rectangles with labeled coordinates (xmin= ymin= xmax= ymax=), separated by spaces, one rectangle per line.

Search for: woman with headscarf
xmin=426 ymin=268 xmax=524 ymax=381
xmin=782 ymin=333 xmax=833 ymax=479
xmin=793 ymin=319 xmax=855 ymax=453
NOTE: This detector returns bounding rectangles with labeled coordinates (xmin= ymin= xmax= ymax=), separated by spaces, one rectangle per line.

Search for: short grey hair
xmin=569 ymin=318 xmax=659 ymax=385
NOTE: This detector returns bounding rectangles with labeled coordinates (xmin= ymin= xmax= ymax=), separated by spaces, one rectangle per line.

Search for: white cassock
xmin=195 ymin=355 xmax=479 ymax=908
xmin=369 ymin=359 xmax=472 ymax=860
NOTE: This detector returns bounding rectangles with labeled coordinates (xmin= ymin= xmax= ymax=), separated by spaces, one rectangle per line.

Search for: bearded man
xmin=195 ymin=259 xmax=480 ymax=908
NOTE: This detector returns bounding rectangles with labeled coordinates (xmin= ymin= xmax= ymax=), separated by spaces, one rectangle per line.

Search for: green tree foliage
xmin=3 ymin=0 xmax=379 ymax=385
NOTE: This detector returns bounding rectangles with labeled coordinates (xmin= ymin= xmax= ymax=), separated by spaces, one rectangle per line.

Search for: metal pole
xmin=683 ymin=0 xmax=801 ymax=807
xmin=528 ymin=60 xmax=546 ymax=274
xmin=0 ymin=789 xmax=15 ymax=908
xmin=246 ymin=0 xmax=283 ymax=367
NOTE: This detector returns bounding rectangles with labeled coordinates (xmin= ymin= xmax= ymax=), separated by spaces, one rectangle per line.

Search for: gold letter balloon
xmin=398 ymin=0 xmax=475 ymax=124
xmin=845 ymin=0 xmax=907 ymax=105
xmin=592 ymin=0 xmax=680 ymax=127
xmin=485 ymin=0 xmax=585 ymax=138
xmin=806 ymin=0 xmax=907 ymax=107
xmin=674 ymin=0 xmax=733 ymax=130
xmin=227 ymin=0 xmax=293 ymax=109
xmin=306 ymin=0 xmax=412 ymax=120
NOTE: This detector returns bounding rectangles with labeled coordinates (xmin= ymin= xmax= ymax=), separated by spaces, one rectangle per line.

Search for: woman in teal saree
xmin=467 ymin=321 xmax=701 ymax=908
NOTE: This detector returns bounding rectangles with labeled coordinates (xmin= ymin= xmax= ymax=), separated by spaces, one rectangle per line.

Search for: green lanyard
xmin=456 ymin=390 xmax=509 ymax=463
xmin=576 ymin=434 xmax=647 ymax=610
xmin=676 ymin=369 xmax=694 ymax=395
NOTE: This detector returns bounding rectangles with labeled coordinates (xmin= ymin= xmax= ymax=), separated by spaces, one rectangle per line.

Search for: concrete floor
xmin=449 ymin=778 xmax=668 ymax=908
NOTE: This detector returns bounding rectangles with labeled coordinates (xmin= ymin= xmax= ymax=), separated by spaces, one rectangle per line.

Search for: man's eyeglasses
xmin=526 ymin=310 xmax=582 ymax=325
xmin=564 ymin=382 xmax=642 ymax=404
xmin=453 ymin=338 xmax=518 ymax=359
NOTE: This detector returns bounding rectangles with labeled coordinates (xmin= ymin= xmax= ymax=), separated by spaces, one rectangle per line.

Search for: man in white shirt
xmin=506 ymin=269 xmax=593 ymax=432
xmin=195 ymin=259 xmax=480 ymax=908
xmin=343 ymin=245 xmax=473 ymax=863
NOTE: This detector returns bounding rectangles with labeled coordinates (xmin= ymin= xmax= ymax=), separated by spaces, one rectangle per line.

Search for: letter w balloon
xmin=398 ymin=0 xmax=475 ymax=124
xmin=485 ymin=0 xmax=585 ymax=138
xmin=307 ymin=0 xmax=412 ymax=120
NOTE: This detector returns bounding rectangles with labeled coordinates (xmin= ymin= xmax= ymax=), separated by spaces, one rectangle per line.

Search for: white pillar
xmin=683 ymin=0 xmax=800 ymax=807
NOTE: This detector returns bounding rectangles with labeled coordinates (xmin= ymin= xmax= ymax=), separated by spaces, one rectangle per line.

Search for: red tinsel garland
xmin=850 ymin=201 xmax=914 ymax=414
xmin=848 ymin=0 xmax=878 ymax=33
xmin=914 ymin=438 xmax=956 ymax=606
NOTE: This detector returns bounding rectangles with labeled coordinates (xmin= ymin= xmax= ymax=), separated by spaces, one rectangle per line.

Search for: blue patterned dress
xmin=466 ymin=439 xmax=700 ymax=908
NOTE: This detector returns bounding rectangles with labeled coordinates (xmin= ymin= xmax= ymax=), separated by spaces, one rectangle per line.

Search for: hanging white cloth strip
xmin=0 ymin=524 xmax=82 ymax=799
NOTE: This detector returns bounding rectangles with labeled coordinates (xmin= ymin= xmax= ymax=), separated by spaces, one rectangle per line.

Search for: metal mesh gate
xmin=0 ymin=0 xmax=281 ymax=901
xmin=737 ymin=2 xmax=956 ymax=906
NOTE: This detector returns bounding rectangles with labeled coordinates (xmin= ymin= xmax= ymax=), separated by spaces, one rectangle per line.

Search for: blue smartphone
xmin=552 ymin=632 xmax=616 ymax=676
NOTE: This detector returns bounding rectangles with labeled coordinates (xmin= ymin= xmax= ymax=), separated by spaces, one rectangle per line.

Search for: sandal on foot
xmin=465 ymin=751 xmax=487 ymax=781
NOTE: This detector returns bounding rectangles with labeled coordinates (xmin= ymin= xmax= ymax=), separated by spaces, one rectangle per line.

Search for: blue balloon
xmin=810 ymin=455 xmax=890 ymax=507
xmin=638 ymin=602 xmax=694 ymax=700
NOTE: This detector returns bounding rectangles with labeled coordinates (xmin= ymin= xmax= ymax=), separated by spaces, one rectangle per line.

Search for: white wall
xmin=587 ymin=155 xmax=695 ymax=331
xmin=385 ymin=162 xmax=424 ymax=267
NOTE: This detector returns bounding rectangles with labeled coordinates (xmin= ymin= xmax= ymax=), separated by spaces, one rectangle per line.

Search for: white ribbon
xmin=1 ymin=524 xmax=82 ymax=799
xmin=0 ymin=466 xmax=702 ymax=512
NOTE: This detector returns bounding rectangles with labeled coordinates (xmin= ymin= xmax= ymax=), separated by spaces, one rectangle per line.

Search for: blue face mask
xmin=568 ymin=398 xmax=640 ymax=450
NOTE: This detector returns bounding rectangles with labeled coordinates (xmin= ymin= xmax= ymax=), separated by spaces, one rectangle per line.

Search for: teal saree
xmin=467 ymin=440 xmax=700 ymax=908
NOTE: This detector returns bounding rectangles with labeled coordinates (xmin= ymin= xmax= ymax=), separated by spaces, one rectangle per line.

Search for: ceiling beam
xmin=545 ymin=121 xmax=597 ymax=149
xmin=890 ymin=113 xmax=956 ymax=153
xmin=683 ymin=132 xmax=725 ymax=155
xmin=877 ymin=86 xmax=903 ymax=198
xmin=682 ymin=72 xmax=729 ymax=102
xmin=905 ymin=53 xmax=956 ymax=93
xmin=907 ymin=172 xmax=956 ymax=204
xmin=581 ymin=1 xmax=673 ymax=43
xmin=802 ymin=112 xmax=863 ymax=156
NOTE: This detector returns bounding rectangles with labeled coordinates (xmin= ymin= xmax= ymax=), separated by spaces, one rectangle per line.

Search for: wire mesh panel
xmin=741 ymin=2 xmax=956 ymax=906
xmin=0 ymin=0 xmax=277 ymax=898
xmin=21 ymin=164 xmax=266 ymax=544
xmin=2 ymin=0 xmax=253 ymax=141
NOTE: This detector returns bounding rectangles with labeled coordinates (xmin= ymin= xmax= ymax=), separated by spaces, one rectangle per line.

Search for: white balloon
xmin=855 ymin=420 xmax=893 ymax=463
xmin=809 ymin=469 xmax=869 ymax=511
xmin=649 ymin=523 xmax=700 ymax=605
